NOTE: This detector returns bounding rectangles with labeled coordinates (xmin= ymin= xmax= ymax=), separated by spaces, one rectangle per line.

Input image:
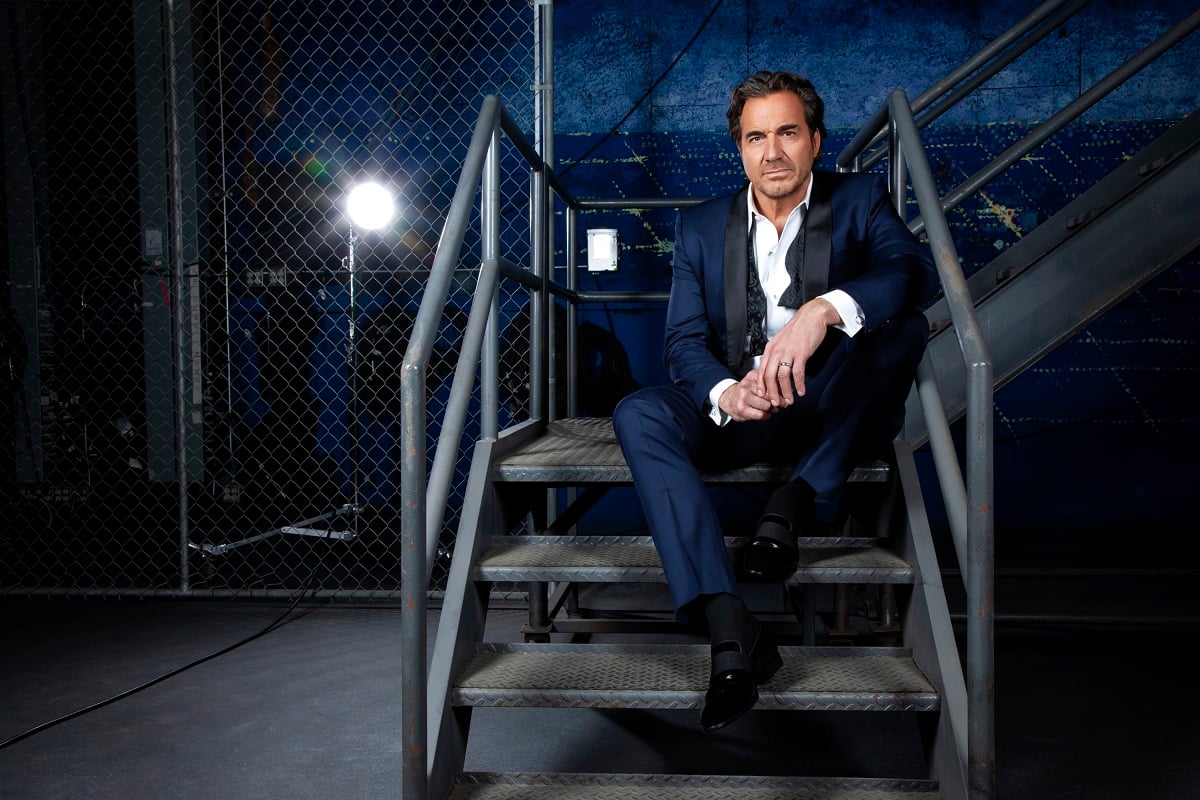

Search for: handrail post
xmin=400 ymin=358 xmax=429 ymax=800
xmin=401 ymin=93 xmax=503 ymax=800
xmin=565 ymin=205 xmax=579 ymax=417
xmin=889 ymin=117 xmax=906 ymax=216
xmin=966 ymin=358 xmax=996 ymax=797
xmin=482 ymin=127 xmax=501 ymax=439
xmin=530 ymin=167 xmax=547 ymax=420
xmin=887 ymin=89 xmax=995 ymax=799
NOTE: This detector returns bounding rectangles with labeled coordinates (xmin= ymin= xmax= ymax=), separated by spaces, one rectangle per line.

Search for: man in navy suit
xmin=613 ymin=71 xmax=938 ymax=733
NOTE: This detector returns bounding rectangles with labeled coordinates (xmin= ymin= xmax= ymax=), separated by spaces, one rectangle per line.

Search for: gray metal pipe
xmin=401 ymin=93 xmax=502 ymax=800
xmin=482 ymin=128 xmax=501 ymax=440
xmin=566 ymin=206 xmax=579 ymax=416
xmin=529 ymin=168 xmax=548 ymax=421
xmin=890 ymin=89 xmax=995 ymax=799
xmin=851 ymin=0 xmax=1093 ymax=171
xmin=837 ymin=0 xmax=1090 ymax=170
xmin=164 ymin=0 xmax=191 ymax=593
xmin=423 ymin=269 xmax=503 ymax=571
xmin=910 ymin=7 xmax=1200 ymax=234
xmin=915 ymin=357 xmax=969 ymax=579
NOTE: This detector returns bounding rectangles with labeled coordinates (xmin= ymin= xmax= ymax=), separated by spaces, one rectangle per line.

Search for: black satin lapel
xmin=804 ymin=174 xmax=833 ymax=299
xmin=723 ymin=183 xmax=750 ymax=370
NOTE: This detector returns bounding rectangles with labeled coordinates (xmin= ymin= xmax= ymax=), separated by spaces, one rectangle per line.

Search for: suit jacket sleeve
xmin=663 ymin=198 xmax=738 ymax=412
xmin=829 ymin=174 xmax=939 ymax=331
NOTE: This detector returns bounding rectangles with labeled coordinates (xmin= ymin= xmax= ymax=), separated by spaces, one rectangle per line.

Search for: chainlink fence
xmin=2 ymin=0 xmax=537 ymax=597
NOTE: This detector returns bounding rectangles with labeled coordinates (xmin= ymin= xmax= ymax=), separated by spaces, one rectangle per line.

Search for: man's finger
xmin=768 ymin=358 xmax=793 ymax=405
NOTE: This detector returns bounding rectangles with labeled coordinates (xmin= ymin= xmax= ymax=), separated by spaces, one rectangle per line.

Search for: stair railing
xmin=835 ymin=7 xmax=1200 ymax=798
xmin=398 ymin=93 xmax=691 ymax=799
xmin=842 ymin=89 xmax=996 ymax=798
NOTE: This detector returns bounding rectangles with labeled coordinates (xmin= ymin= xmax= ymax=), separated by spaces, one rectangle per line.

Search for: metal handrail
xmin=844 ymin=0 xmax=1094 ymax=172
xmin=842 ymin=87 xmax=996 ymax=795
xmin=398 ymin=93 xmax=684 ymax=798
xmin=908 ymin=7 xmax=1200 ymax=235
xmin=832 ymin=10 xmax=1199 ymax=796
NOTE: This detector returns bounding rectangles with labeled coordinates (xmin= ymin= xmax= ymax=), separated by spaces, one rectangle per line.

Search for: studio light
xmin=346 ymin=181 xmax=396 ymax=231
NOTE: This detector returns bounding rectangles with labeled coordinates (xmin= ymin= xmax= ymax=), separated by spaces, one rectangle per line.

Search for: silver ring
xmin=779 ymin=361 xmax=792 ymax=368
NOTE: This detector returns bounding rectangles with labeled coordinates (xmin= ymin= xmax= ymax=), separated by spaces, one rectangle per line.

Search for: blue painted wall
xmin=548 ymin=1 xmax=1200 ymax=545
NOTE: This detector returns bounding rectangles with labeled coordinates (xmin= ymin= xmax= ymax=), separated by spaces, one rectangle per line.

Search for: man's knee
xmin=614 ymin=385 xmax=690 ymax=447
xmin=613 ymin=389 xmax=655 ymax=443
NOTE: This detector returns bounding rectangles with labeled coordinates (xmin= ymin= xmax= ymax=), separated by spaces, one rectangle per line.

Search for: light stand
xmin=191 ymin=182 xmax=396 ymax=558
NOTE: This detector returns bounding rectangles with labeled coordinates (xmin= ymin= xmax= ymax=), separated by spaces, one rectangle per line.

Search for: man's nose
xmin=764 ymin=134 xmax=782 ymax=160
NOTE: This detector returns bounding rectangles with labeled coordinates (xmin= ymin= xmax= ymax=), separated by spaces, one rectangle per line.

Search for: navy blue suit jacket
xmin=664 ymin=170 xmax=938 ymax=412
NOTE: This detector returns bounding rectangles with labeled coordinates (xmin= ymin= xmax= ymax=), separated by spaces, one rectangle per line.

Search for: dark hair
xmin=726 ymin=70 xmax=827 ymax=153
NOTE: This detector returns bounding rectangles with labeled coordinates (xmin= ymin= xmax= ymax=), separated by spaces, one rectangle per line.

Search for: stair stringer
xmin=427 ymin=419 xmax=550 ymax=800
xmin=906 ymin=111 xmax=1200 ymax=444
xmin=894 ymin=439 xmax=969 ymax=800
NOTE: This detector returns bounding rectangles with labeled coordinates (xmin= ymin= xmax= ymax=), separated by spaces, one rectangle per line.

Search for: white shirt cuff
xmin=820 ymin=289 xmax=865 ymax=337
xmin=708 ymin=379 xmax=737 ymax=426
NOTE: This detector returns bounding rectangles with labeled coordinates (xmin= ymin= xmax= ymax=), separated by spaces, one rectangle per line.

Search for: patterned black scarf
xmin=744 ymin=214 xmax=807 ymax=358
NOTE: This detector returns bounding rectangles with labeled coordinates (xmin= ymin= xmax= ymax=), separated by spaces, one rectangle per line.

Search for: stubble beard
xmin=755 ymin=169 xmax=809 ymax=202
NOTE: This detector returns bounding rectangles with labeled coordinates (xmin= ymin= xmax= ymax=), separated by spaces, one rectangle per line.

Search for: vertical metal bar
xmin=544 ymin=1 xmax=558 ymax=416
xmin=401 ymin=345 xmax=428 ymax=800
xmin=889 ymin=89 xmax=994 ymax=799
xmin=164 ymin=0 xmax=190 ymax=592
xmin=526 ymin=581 xmax=550 ymax=639
xmin=482 ymin=128 xmax=501 ymax=440
xmin=889 ymin=118 xmax=906 ymax=218
xmin=529 ymin=168 xmax=547 ymax=420
xmin=345 ymin=227 xmax=362 ymax=530
xmin=966 ymin=361 xmax=995 ymax=798
xmin=541 ymin=1 xmax=555 ymax=171
xmin=565 ymin=206 xmax=579 ymax=416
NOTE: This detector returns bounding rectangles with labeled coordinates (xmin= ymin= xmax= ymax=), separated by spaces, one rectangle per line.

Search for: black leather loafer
xmin=738 ymin=516 xmax=800 ymax=582
xmin=700 ymin=625 xmax=782 ymax=733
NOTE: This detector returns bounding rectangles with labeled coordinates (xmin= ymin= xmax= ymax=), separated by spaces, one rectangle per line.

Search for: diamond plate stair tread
xmin=494 ymin=418 xmax=889 ymax=485
xmin=476 ymin=539 xmax=913 ymax=584
xmin=451 ymin=773 xmax=940 ymax=799
xmin=453 ymin=645 xmax=938 ymax=712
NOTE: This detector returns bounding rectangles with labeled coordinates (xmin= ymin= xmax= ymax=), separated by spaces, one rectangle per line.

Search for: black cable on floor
xmin=0 ymin=555 xmax=331 ymax=751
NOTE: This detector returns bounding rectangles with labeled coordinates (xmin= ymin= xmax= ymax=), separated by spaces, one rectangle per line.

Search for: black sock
xmin=700 ymin=592 xmax=754 ymax=647
xmin=760 ymin=478 xmax=816 ymax=528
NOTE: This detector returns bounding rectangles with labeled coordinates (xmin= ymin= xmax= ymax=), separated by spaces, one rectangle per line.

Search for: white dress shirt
xmin=706 ymin=183 xmax=866 ymax=425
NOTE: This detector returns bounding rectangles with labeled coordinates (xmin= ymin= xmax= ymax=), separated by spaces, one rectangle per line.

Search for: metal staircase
xmin=397 ymin=4 xmax=1199 ymax=799
xmin=428 ymin=418 xmax=955 ymax=799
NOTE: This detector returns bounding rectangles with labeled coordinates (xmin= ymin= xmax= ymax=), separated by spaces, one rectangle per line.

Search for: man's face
xmin=738 ymin=91 xmax=822 ymax=208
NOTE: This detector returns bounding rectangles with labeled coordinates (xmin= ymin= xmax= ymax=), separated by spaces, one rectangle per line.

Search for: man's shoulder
xmin=680 ymin=189 xmax=739 ymax=223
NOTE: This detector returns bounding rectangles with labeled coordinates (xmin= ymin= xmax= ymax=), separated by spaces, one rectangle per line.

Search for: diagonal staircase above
xmin=910 ymin=109 xmax=1200 ymax=442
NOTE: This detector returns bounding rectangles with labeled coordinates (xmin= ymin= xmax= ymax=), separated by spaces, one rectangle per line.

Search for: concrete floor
xmin=1 ymin=595 xmax=1198 ymax=799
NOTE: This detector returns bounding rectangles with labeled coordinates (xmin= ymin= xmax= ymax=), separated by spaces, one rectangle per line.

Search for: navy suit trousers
xmin=613 ymin=308 xmax=928 ymax=618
